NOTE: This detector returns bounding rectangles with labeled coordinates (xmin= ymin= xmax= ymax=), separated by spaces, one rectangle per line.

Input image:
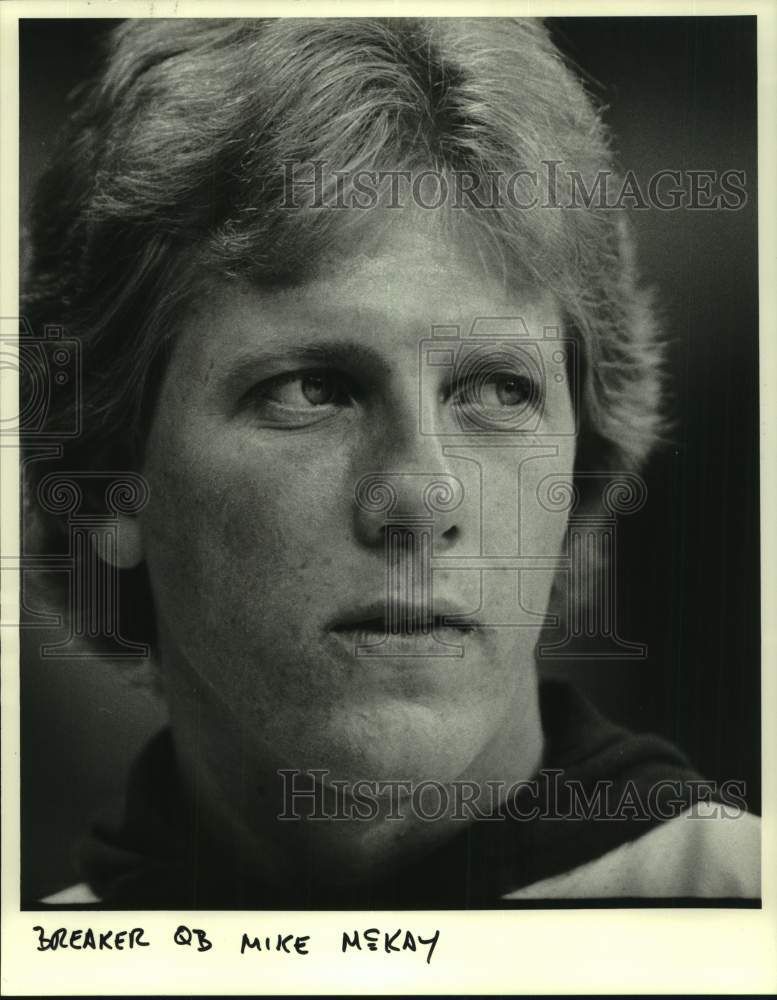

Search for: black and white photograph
xmin=3 ymin=3 xmax=776 ymax=994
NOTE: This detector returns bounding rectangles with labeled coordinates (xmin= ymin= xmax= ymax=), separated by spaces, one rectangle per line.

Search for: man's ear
xmin=93 ymin=514 xmax=145 ymax=569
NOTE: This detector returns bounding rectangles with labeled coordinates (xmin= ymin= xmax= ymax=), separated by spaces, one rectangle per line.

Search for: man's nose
xmin=351 ymin=395 xmax=464 ymax=547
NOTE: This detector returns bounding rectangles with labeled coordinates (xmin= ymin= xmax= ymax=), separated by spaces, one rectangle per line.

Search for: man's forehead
xmin=188 ymin=272 xmax=561 ymax=353
xmin=304 ymin=204 xmax=536 ymax=291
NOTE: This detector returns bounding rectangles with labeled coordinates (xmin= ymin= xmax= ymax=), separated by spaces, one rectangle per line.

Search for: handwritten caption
xmin=31 ymin=924 xmax=441 ymax=964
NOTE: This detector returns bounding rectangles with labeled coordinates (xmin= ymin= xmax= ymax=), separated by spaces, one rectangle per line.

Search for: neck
xmin=162 ymin=662 xmax=544 ymax=894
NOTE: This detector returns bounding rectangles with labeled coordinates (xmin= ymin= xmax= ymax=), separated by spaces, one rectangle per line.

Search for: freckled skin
xmin=137 ymin=215 xmax=576 ymax=884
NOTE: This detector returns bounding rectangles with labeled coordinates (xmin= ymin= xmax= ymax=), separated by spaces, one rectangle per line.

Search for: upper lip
xmin=328 ymin=600 xmax=480 ymax=631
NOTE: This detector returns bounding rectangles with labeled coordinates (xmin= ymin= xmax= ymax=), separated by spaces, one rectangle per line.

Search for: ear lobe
xmin=93 ymin=514 xmax=145 ymax=569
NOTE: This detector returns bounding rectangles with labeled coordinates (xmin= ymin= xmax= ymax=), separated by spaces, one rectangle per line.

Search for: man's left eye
xmin=449 ymin=371 xmax=541 ymax=432
xmin=481 ymin=374 xmax=533 ymax=407
xmin=457 ymin=372 xmax=535 ymax=409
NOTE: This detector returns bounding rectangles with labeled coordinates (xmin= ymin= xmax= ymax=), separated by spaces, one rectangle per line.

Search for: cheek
xmin=138 ymin=433 xmax=351 ymax=642
xmin=487 ymin=443 xmax=575 ymax=546
xmin=138 ymin=453 xmax=354 ymax=746
xmin=517 ymin=445 xmax=576 ymax=606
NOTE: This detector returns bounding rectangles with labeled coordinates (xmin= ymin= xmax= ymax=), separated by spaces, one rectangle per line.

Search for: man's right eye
xmin=265 ymin=372 xmax=351 ymax=407
xmin=240 ymin=369 xmax=355 ymax=425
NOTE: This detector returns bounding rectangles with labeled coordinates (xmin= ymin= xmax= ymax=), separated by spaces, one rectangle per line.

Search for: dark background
xmin=19 ymin=17 xmax=760 ymax=901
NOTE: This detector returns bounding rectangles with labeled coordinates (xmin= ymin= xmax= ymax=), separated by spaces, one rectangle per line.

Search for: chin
xmin=278 ymin=699 xmax=506 ymax=788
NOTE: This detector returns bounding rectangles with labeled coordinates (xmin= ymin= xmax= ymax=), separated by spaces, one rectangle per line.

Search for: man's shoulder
xmin=504 ymin=803 xmax=761 ymax=900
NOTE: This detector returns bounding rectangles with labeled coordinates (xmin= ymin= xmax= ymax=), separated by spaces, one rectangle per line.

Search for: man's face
xmin=139 ymin=217 xmax=576 ymax=791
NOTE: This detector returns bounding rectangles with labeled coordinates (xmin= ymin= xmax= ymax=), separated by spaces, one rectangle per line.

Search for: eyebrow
xmin=219 ymin=340 xmax=394 ymax=394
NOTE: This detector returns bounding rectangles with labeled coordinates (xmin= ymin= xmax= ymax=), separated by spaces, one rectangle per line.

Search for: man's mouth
xmin=329 ymin=602 xmax=481 ymax=643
